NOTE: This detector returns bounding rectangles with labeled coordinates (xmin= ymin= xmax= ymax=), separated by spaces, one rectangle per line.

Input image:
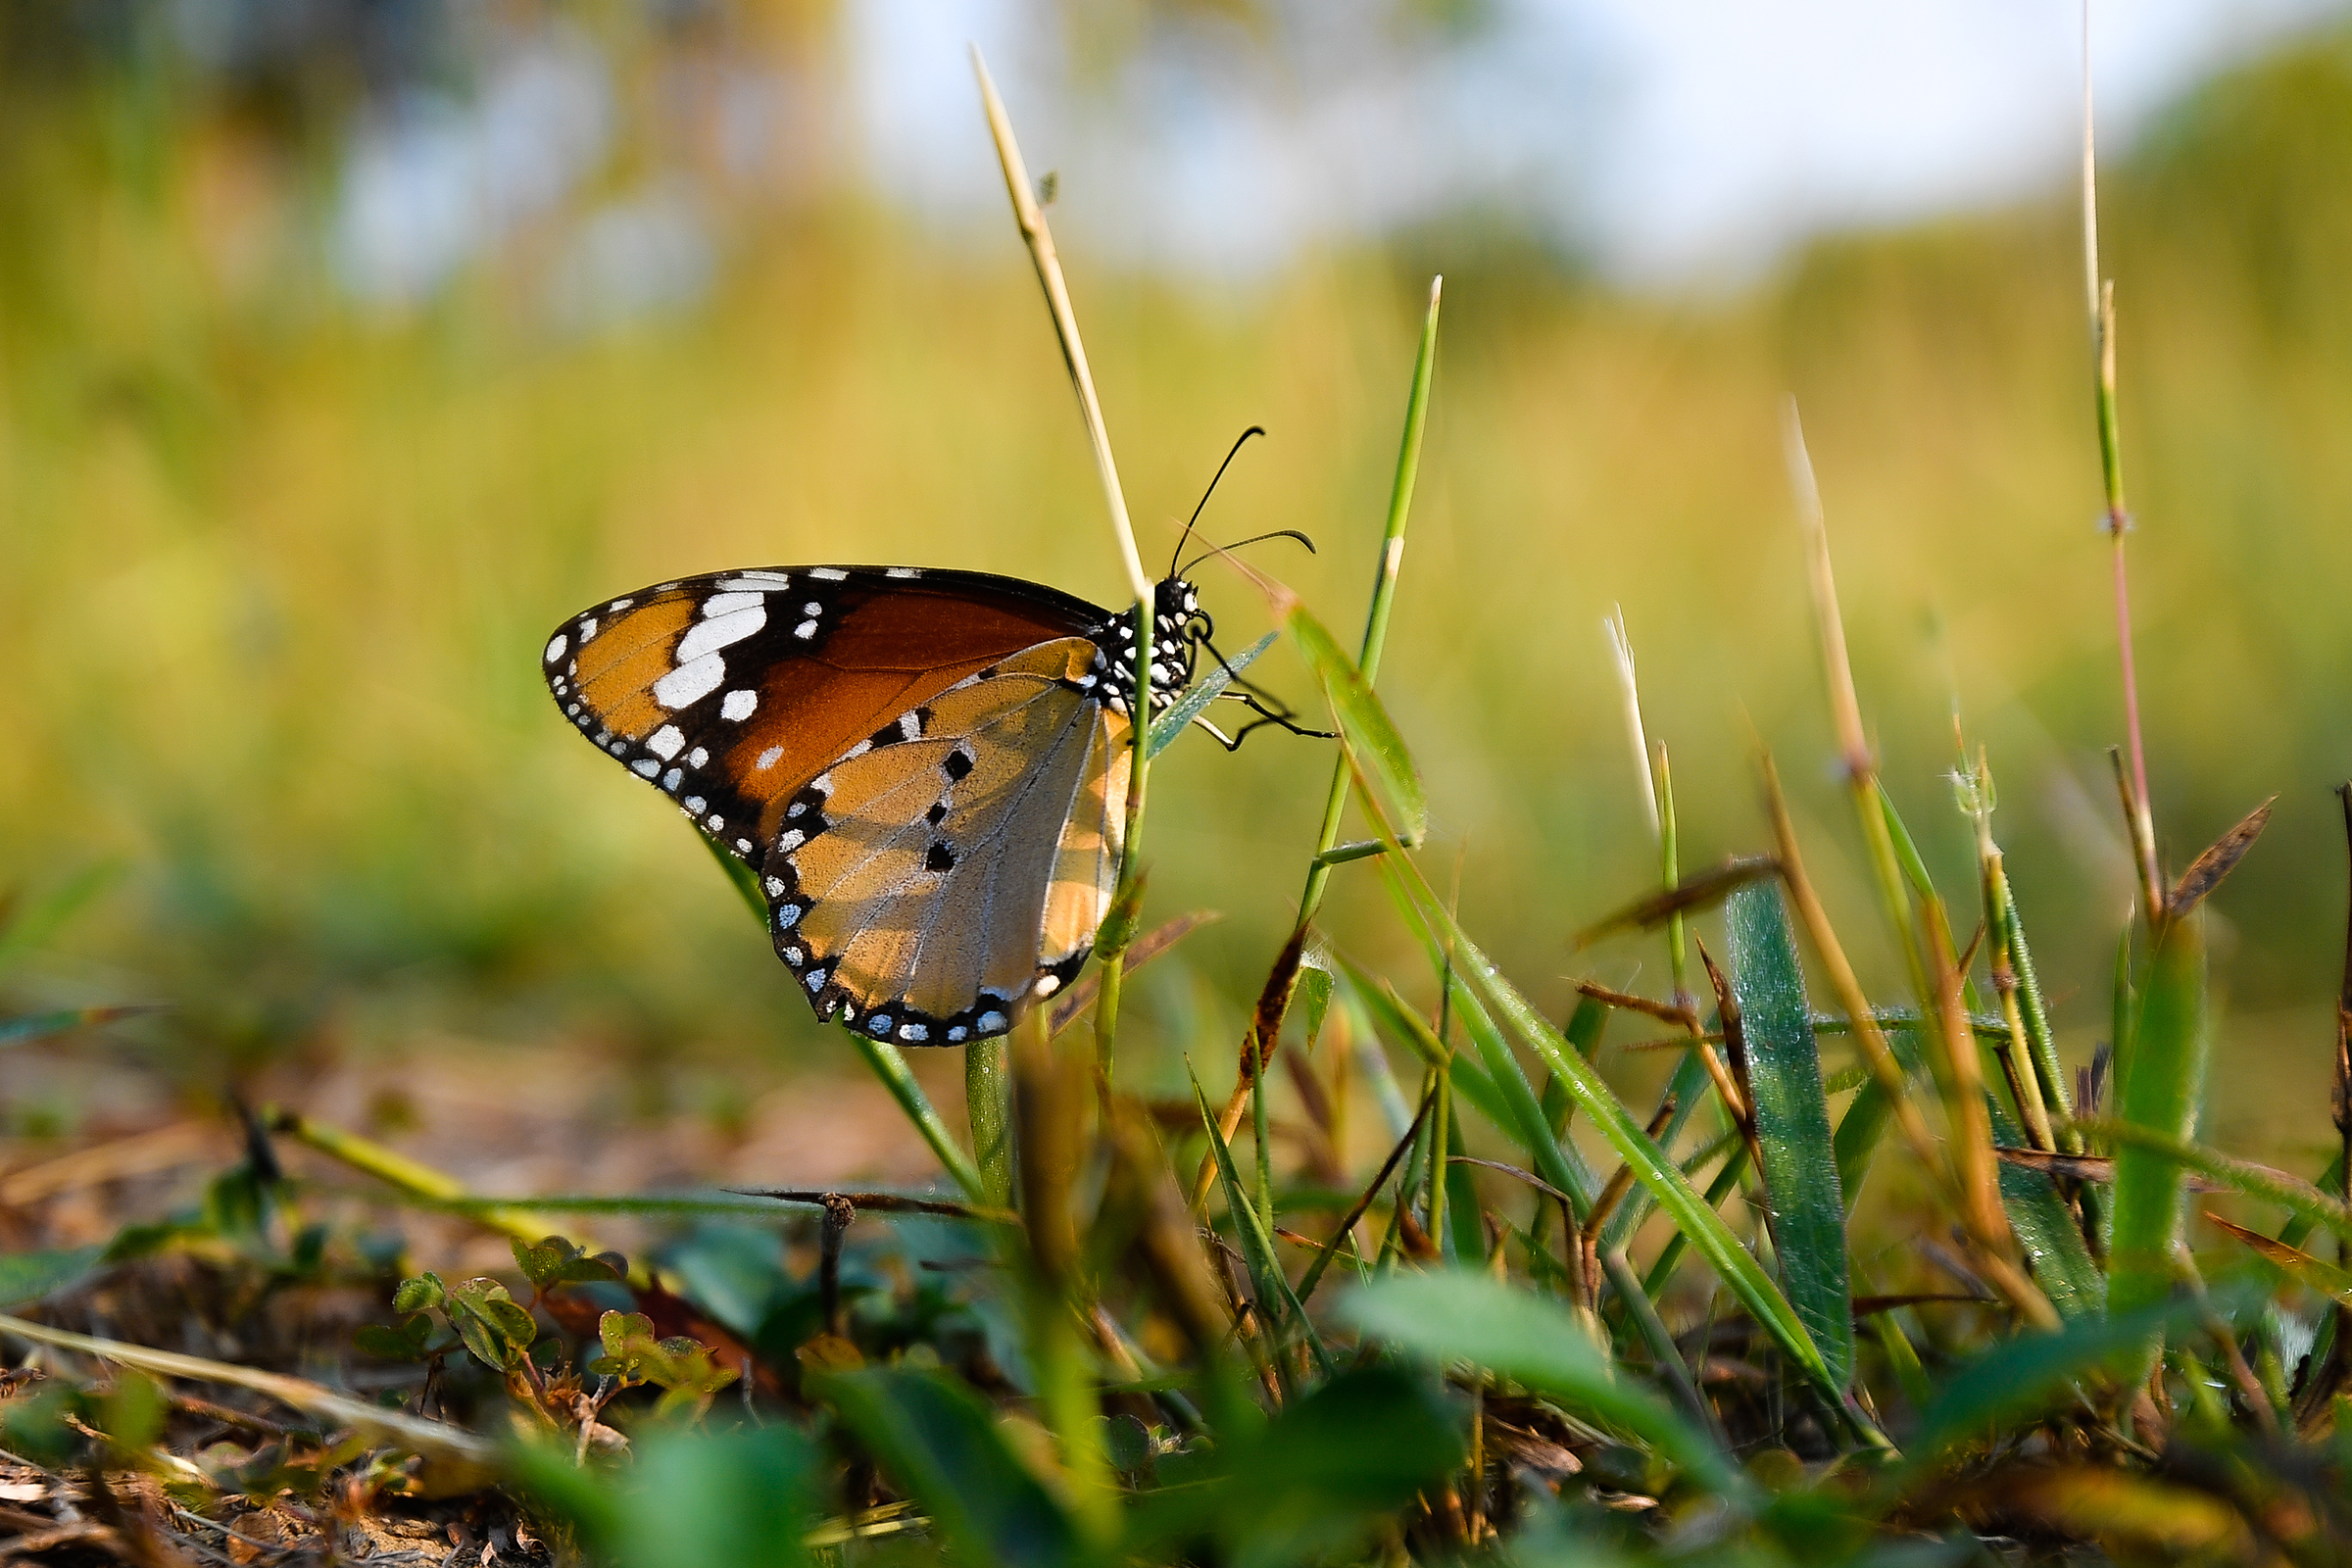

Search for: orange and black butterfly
xmin=545 ymin=459 xmax=1314 ymax=1046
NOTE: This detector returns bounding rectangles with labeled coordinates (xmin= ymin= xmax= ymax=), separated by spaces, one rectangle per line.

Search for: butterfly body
xmin=546 ymin=565 xmax=1208 ymax=1044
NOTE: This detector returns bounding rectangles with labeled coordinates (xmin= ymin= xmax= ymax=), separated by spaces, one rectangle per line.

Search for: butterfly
xmin=542 ymin=458 xmax=1318 ymax=1047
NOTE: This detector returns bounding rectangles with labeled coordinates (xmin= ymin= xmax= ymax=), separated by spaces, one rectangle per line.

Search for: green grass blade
xmin=1599 ymin=1049 xmax=1714 ymax=1254
xmin=1190 ymin=1066 xmax=1331 ymax=1374
xmin=1725 ymin=883 xmax=1853 ymax=1391
xmin=860 ymin=1035 xmax=987 ymax=1203
xmin=1984 ymin=1098 xmax=2104 ymax=1319
xmin=2105 ymin=911 xmax=2211 ymax=1383
xmin=1344 ymin=1270 xmax=1747 ymax=1499
xmin=816 ymin=1367 xmax=1078 ymax=1568
xmin=2280 ymin=1149 xmax=2347 ymax=1253
xmin=1337 ymin=961 xmax=1517 ymax=1142
xmin=1428 ymin=917 xmax=1838 ymax=1403
xmin=2080 ymin=1116 xmax=2352 ymax=1250
xmin=1148 ymin=631 xmax=1276 ymax=760
xmin=1283 ymin=600 xmax=1427 ymax=845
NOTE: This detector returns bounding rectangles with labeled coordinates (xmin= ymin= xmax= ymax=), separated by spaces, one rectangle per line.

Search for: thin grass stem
xmin=970 ymin=49 xmax=1153 ymax=1095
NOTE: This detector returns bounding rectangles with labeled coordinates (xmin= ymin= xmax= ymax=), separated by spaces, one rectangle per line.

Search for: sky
xmin=323 ymin=0 xmax=2351 ymax=308
xmin=845 ymin=0 xmax=2350 ymax=283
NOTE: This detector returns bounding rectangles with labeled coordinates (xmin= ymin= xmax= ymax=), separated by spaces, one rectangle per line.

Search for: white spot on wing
xmin=699 ymin=591 xmax=763 ymax=617
xmin=764 ymin=877 xmax=785 ymax=897
xmin=715 ymin=570 xmax=792 ymax=592
xmin=809 ymin=567 xmax=849 ymax=581
xmin=947 ymin=1026 xmax=968 ymax=1043
xmin=609 ymin=597 xmax=633 ymax=611
xmin=676 ymin=605 xmax=765 ymax=662
xmin=662 ymin=767 xmax=683 ymax=791
xmin=756 ymin=746 xmax=783 ymax=770
xmin=793 ymin=619 xmax=818 ymax=640
xmin=684 ymin=796 xmax=707 ymax=814
xmin=885 ymin=566 xmax=919 ymax=578
xmin=777 ymin=829 xmax=805 ymax=852
xmin=720 ymin=689 xmax=758 ymax=722
xmin=776 ymin=904 xmax=801 ymax=927
xmin=898 ymin=1022 xmax=929 ymax=1041
xmin=544 ymin=633 xmax=567 ymax=663
xmin=806 ymin=968 xmax=827 ymax=992
xmin=631 ymin=759 xmax=659 ymax=777
xmin=1033 ymin=974 xmax=1062 ymax=998
xmin=977 ymin=1010 xmax=1007 ymax=1034
xmin=654 ymin=652 xmax=726 ymax=710
xmin=688 ymin=747 xmax=708 ymax=767
xmin=647 ymin=725 xmax=685 ymax=760
xmin=579 ymin=616 xmax=599 ymax=641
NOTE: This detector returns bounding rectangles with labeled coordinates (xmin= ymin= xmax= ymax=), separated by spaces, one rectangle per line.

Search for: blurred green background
xmin=6 ymin=5 xmax=2352 ymax=1163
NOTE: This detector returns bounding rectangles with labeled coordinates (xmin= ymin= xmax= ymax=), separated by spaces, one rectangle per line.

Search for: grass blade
xmin=1190 ymin=1066 xmax=1330 ymax=1374
xmin=1281 ymin=598 xmax=1427 ymax=846
xmin=1724 ymin=882 xmax=1853 ymax=1391
xmin=1985 ymin=1097 xmax=2105 ymax=1319
xmin=2105 ymin=911 xmax=2211 ymax=1382
xmin=1425 ymin=912 xmax=1838 ymax=1403
xmin=1148 ymin=632 xmax=1276 ymax=760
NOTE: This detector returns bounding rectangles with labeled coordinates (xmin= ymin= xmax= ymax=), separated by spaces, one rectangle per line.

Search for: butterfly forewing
xmin=546 ymin=567 xmax=1107 ymax=866
xmin=546 ymin=566 xmax=1134 ymax=1044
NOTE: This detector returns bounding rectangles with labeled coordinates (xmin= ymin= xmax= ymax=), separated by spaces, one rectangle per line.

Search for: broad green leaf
xmin=1725 ymin=883 xmax=1852 ymax=1392
xmin=1421 ymin=913 xmax=1838 ymax=1404
xmin=818 ymin=1367 xmax=1077 ymax=1568
xmin=2106 ymin=911 xmax=2210 ymax=1384
xmin=392 ymin=1273 xmax=446 ymax=1314
xmin=1345 ymin=1270 xmax=1742 ymax=1497
xmin=1148 ymin=631 xmax=1276 ymax=760
xmin=1283 ymin=599 xmax=1426 ymax=843
xmin=515 ymin=1423 xmax=818 ymax=1568
xmin=0 ymin=1247 xmax=103 ymax=1307
xmin=1125 ymin=1365 xmax=1464 ymax=1568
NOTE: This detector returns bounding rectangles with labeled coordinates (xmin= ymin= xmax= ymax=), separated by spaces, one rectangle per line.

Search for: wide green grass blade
xmin=1344 ymin=1270 xmax=1746 ymax=1498
xmin=1283 ymin=600 xmax=1427 ymax=845
xmin=1725 ymin=883 xmax=1853 ymax=1392
xmin=1149 ymin=632 xmax=1276 ymax=760
xmin=817 ymin=1367 xmax=1078 ymax=1568
xmin=2105 ymin=911 xmax=2211 ymax=1383
xmin=1985 ymin=1098 xmax=2104 ymax=1319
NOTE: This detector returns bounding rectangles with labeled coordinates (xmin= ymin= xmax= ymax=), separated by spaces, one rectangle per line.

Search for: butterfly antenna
xmin=1169 ymin=425 xmax=1267 ymax=577
xmin=1180 ymin=528 xmax=1315 ymax=577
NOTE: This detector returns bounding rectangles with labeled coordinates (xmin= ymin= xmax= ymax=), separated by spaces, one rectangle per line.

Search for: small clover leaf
xmin=391 ymin=1273 xmax=446 ymax=1315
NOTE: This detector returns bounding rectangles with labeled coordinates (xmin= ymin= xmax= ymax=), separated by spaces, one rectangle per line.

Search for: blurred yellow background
xmin=6 ymin=5 xmax=2352 ymax=1166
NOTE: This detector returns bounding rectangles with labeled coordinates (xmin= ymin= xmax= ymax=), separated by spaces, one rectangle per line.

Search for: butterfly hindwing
xmin=769 ymin=637 xmax=1130 ymax=1044
xmin=545 ymin=566 xmax=1110 ymax=867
